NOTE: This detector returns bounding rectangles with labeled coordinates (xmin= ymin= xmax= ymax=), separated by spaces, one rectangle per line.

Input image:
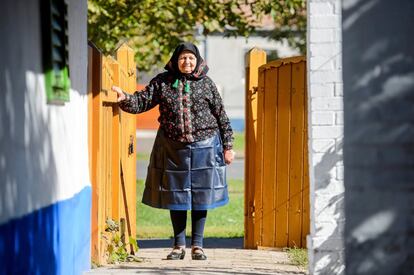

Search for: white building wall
xmin=307 ymin=0 xmax=345 ymax=274
xmin=0 ymin=0 xmax=90 ymax=273
xmin=0 ymin=0 xmax=89 ymax=224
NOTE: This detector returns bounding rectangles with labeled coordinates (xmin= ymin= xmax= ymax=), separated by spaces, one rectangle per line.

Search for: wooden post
xmin=244 ymin=48 xmax=266 ymax=249
xmin=111 ymin=61 xmax=121 ymax=221
xmin=87 ymin=43 xmax=102 ymax=263
xmin=116 ymin=44 xmax=137 ymax=244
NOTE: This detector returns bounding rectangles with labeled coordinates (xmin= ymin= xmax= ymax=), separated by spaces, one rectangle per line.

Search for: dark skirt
xmin=142 ymin=130 xmax=229 ymax=210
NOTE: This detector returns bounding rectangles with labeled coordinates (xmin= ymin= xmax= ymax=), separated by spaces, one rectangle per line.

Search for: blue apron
xmin=142 ymin=130 xmax=229 ymax=210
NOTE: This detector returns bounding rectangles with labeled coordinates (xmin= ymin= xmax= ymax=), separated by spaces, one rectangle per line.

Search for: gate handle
xmin=128 ymin=135 xmax=134 ymax=155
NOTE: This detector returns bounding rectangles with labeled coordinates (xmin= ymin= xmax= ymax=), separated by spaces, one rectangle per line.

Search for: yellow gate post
xmin=88 ymin=42 xmax=102 ymax=262
xmin=116 ymin=44 xmax=137 ymax=245
xmin=244 ymin=48 xmax=266 ymax=249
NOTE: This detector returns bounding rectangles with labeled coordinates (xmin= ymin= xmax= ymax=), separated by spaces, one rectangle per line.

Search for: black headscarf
xmin=164 ymin=42 xmax=209 ymax=80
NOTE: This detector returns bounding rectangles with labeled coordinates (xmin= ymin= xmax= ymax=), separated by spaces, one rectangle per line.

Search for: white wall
xmin=307 ymin=0 xmax=345 ymax=274
xmin=0 ymin=0 xmax=89 ymax=226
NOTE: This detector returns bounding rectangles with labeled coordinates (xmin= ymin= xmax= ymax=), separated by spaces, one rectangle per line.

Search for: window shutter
xmin=41 ymin=0 xmax=70 ymax=104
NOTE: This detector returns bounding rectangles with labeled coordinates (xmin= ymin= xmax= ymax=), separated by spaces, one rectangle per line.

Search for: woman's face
xmin=178 ymin=51 xmax=197 ymax=74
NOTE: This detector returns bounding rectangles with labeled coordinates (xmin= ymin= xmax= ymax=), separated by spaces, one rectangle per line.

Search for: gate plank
xmin=254 ymin=67 xmax=266 ymax=247
xmin=288 ymin=61 xmax=306 ymax=247
xmin=262 ymin=68 xmax=278 ymax=247
xmin=302 ymin=69 xmax=310 ymax=247
xmin=275 ymin=64 xmax=292 ymax=247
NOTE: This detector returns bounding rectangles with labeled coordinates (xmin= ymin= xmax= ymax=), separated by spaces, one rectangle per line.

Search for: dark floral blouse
xmin=119 ymin=72 xmax=234 ymax=150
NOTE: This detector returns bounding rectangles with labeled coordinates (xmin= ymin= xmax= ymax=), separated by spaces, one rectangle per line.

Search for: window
xmin=41 ymin=0 xmax=70 ymax=104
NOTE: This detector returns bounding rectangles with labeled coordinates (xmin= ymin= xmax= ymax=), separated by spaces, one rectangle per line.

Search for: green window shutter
xmin=41 ymin=0 xmax=70 ymax=104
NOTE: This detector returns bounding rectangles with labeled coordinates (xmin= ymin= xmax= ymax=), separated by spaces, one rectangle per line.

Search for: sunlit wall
xmin=0 ymin=0 xmax=91 ymax=274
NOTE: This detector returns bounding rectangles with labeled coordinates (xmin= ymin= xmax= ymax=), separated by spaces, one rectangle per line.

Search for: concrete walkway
xmin=86 ymin=249 xmax=306 ymax=275
xmin=86 ymin=238 xmax=307 ymax=275
xmin=109 ymin=132 xmax=307 ymax=274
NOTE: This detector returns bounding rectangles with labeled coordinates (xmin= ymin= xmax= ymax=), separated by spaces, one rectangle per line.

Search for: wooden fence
xmin=244 ymin=49 xmax=309 ymax=249
xmin=88 ymin=42 xmax=137 ymax=264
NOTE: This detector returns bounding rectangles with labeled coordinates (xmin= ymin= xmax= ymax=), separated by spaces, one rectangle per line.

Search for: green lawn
xmin=232 ymin=131 xmax=244 ymax=156
xmin=136 ymin=179 xmax=244 ymax=239
xmin=136 ymin=152 xmax=150 ymax=160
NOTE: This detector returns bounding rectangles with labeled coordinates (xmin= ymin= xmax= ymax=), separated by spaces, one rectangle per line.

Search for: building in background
xmin=0 ymin=0 xmax=91 ymax=274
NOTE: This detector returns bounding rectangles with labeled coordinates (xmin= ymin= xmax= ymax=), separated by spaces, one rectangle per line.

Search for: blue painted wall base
xmin=0 ymin=186 xmax=92 ymax=275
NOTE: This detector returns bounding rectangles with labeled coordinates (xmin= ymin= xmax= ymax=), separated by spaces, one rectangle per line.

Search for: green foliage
xmin=106 ymin=232 xmax=129 ymax=263
xmin=136 ymin=179 xmax=244 ymax=238
xmin=88 ymin=0 xmax=306 ymax=72
xmin=286 ymin=247 xmax=308 ymax=269
xmin=88 ymin=0 xmax=254 ymax=72
xmin=103 ymin=218 xmax=141 ymax=264
xmin=129 ymin=236 xmax=139 ymax=252
xmin=252 ymin=0 xmax=307 ymax=53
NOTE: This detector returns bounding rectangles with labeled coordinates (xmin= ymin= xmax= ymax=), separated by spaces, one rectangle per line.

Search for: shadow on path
xmin=137 ymin=237 xmax=243 ymax=249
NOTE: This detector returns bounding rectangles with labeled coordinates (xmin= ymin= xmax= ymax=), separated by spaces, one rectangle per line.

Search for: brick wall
xmin=307 ymin=0 xmax=345 ymax=274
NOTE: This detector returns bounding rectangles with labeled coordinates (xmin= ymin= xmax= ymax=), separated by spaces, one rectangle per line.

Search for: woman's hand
xmin=224 ymin=149 xmax=235 ymax=165
xmin=112 ymin=85 xmax=126 ymax=102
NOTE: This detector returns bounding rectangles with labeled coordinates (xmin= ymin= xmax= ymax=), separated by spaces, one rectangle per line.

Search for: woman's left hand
xmin=224 ymin=149 xmax=235 ymax=165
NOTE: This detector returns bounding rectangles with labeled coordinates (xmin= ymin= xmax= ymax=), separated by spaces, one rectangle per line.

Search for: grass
xmin=136 ymin=152 xmax=150 ymax=160
xmin=232 ymin=131 xmax=244 ymax=156
xmin=286 ymin=247 xmax=308 ymax=269
xmin=136 ymin=179 xmax=244 ymax=239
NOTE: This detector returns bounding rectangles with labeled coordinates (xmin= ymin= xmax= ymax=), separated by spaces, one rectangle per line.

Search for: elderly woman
xmin=112 ymin=42 xmax=235 ymax=260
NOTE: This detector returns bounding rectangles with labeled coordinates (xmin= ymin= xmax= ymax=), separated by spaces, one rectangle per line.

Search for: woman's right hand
xmin=224 ymin=149 xmax=235 ymax=165
xmin=112 ymin=85 xmax=126 ymax=102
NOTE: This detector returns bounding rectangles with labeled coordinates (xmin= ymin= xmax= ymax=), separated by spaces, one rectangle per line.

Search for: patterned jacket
xmin=119 ymin=72 xmax=234 ymax=150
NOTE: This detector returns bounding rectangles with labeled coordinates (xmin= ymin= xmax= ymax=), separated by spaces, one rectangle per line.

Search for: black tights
xmin=170 ymin=210 xmax=207 ymax=248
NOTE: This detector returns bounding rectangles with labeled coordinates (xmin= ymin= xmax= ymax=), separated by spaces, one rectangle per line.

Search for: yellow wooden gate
xmin=245 ymin=49 xmax=309 ymax=249
xmin=88 ymin=42 xmax=137 ymax=264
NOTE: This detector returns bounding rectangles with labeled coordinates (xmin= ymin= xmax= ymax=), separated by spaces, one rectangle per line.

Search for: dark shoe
xmin=191 ymin=247 xmax=207 ymax=260
xmin=167 ymin=246 xmax=186 ymax=260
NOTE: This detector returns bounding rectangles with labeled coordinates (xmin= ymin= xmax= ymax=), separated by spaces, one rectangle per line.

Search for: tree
xmin=88 ymin=0 xmax=306 ymax=72
xmin=252 ymin=0 xmax=306 ymax=54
